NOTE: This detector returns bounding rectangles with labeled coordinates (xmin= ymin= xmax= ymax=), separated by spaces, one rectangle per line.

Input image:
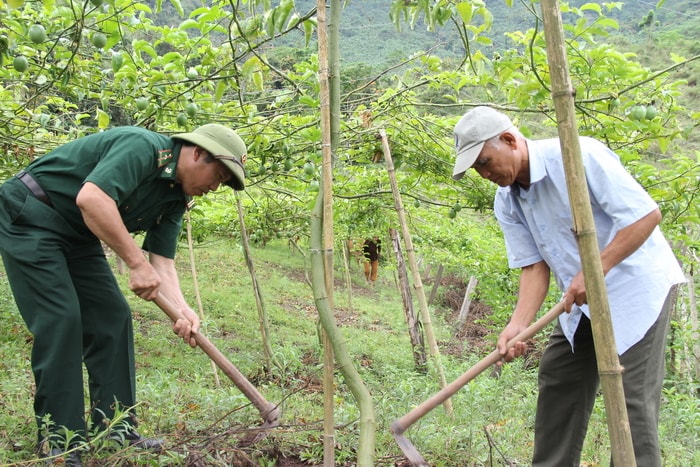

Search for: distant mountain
xmin=151 ymin=0 xmax=699 ymax=68
xmin=288 ymin=0 xmax=700 ymax=66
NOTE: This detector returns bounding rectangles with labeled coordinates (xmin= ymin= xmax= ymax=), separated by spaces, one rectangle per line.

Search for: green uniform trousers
xmin=533 ymin=286 xmax=677 ymax=467
xmin=0 ymin=177 xmax=136 ymax=444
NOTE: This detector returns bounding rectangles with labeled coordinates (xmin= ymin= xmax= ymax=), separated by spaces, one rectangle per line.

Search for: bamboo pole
xmin=540 ymin=1 xmax=636 ymax=465
xmin=185 ymin=210 xmax=220 ymax=387
xmin=341 ymin=240 xmax=354 ymax=313
xmin=309 ymin=199 xmax=376 ymax=466
xmin=236 ymin=195 xmax=274 ymax=370
xmin=380 ymin=129 xmax=452 ymax=414
xmin=390 ymin=228 xmax=427 ymax=371
xmin=312 ymin=12 xmax=378 ymax=453
xmin=316 ymin=0 xmax=335 ymax=463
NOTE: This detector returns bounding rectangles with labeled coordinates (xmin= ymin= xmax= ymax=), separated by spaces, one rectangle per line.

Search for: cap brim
xmin=452 ymin=141 xmax=484 ymax=180
xmin=173 ymin=132 xmax=246 ymax=190
xmin=217 ymin=158 xmax=246 ymax=190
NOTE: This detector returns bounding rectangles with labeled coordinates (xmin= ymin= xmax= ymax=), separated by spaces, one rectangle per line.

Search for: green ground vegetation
xmin=0 ymin=237 xmax=698 ymax=466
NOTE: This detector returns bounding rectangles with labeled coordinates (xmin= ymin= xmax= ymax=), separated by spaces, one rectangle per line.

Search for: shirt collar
xmin=503 ymin=138 xmax=547 ymax=196
xmin=527 ymin=139 xmax=547 ymax=186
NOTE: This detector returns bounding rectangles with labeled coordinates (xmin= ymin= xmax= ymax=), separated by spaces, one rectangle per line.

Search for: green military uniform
xmin=0 ymin=127 xmax=189 ymax=445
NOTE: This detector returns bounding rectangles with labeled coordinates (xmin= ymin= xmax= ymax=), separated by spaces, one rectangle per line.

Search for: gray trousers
xmin=532 ymin=286 xmax=677 ymax=467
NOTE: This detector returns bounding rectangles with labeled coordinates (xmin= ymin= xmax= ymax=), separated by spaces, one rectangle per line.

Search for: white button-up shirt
xmin=494 ymin=137 xmax=685 ymax=354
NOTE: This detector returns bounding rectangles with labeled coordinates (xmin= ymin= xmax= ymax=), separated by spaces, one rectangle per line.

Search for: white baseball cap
xmin=452 ymin=106 xmax=513 ymax=180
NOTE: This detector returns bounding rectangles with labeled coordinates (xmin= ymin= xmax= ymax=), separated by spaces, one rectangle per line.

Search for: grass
xmin=0 ymin=237 xmax=698 ymax=466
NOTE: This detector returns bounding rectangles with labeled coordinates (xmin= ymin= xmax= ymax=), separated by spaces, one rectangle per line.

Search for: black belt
xmin=16 ymin=170 xmax=53 ymax=207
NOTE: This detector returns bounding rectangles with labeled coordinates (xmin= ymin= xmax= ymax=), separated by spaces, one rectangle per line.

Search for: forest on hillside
xmin=147 ymin=0 xmax=700 ymax=66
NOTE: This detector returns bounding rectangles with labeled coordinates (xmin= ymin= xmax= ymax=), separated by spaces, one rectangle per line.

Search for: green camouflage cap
xmin=173 ymin=123 xmax=247 ymax=190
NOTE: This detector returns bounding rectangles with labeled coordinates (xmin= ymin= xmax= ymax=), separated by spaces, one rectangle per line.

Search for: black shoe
xmin=43 ymin=447 xmax=82 ymax=466
xmin=110 ymin=429 xmax=164 ymax=452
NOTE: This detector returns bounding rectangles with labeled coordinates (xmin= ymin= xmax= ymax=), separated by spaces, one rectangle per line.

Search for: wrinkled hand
xmin=129 ymin=261 xmax=161 ymax=300
xmin=496 ymin=322 xmax=529 ymax=366
xmin=172 ymin=307 xmax=200 ymax=348
xmin=563 ymin=271 xmax=586 ymax=313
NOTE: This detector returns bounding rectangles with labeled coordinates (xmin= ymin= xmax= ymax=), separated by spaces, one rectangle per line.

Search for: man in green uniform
xmin=0 ymin=124 xmax=247 ymax=466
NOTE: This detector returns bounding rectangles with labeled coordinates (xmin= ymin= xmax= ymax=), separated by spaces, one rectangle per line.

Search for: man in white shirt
xmin=452 ymin=106 xmax=685 ymax=466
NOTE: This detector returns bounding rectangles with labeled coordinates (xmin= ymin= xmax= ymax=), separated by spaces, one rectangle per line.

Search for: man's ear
xmin=191 ymin=145 xmax=202 ymax=161
xmin=501 ymin=131 xmax=518 ymax=148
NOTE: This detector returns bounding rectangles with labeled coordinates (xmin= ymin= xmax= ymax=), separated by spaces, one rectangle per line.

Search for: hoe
xmin=391 ymin=301 xmax=565 ymax=466
xmin=154 ymin=293 xmax=281 ymax=444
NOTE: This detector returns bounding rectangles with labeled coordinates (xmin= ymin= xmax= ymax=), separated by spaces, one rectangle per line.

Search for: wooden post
xmin=341 ymin=240 xmax=354 ymax=313
xmin=390 ymin=228 xmax=427 ymax=371
xmin=540 ymin=1 xmax=636 ymax=464
xmin=457 ymin=276 xmax=478 ymax=328
xmin=427 ymin=264 xmax=444 ymax=306
xmin=380 ymin=129 xmax=452 ymax=414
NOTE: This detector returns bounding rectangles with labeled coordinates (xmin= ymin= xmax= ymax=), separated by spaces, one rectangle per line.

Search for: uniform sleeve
xmin=83 ymin=132 xmax=159 ymax=204
xmin=494 ymin=190 xmax=544 ymax=269
xmin=581 ymin=138 xmax=658 ymax=230
xmin=141 ymin=204 xmax=185 ymax=259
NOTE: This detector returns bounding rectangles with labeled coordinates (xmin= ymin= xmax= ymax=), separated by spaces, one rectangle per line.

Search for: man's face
xmin=178 ymin=146 xmax=232 ymax=196
xmin=471 ymin=135 xmax=519 ymax=187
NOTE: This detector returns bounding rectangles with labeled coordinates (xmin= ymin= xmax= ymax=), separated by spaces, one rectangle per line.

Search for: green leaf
xmin=169 ymin=0 xmax=184 ymax=17
xmin=241 ymin=56 xmax=261 ymax=78
xmin=580 ymin=3 xmax=602 ymax=14
xmin=96 ymin=108 xmax=110 ymax=129
xmin=253 ymin=71 xmax=263 ymax=91
xmin=303 ymin=19 xmax=315 ymax=46
xmin=133 ymin=40 xmax=157 ymax=59
xmin=215 ymin=80 xmax=226 ymax=102
xmin=298 ymin=95 xmax=319 ymax=108
xmin=455 ymin=2 xmax=473 ymax=25
xmin=179 ymin=19 xmax=200 ymax=30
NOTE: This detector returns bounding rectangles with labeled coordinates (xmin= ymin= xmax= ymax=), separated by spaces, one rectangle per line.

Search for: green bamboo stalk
xmin=310 ymin=192 xmax=377 ymax=466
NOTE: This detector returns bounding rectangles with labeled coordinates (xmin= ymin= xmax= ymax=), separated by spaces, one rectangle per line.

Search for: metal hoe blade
xmin=391 ymin=302 xmax=565 ymax=466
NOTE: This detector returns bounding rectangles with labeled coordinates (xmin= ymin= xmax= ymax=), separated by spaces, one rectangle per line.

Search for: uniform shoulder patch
xmin=157 ymin=149 xmax=173 ymax=168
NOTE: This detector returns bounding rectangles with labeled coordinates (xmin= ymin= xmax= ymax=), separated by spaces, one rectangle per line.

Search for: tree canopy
xmin=1 ymin=0 xmax=698 ymax=278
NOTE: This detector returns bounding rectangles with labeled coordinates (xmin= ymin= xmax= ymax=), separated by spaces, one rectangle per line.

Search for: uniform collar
xmin=158 ymin=141 xmax=193 ymax=208
xmin=158 ymin=141 xmax=181 ymax=181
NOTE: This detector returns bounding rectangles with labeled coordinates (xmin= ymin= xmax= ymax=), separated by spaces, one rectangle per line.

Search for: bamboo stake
xmin=236 ymin=195 xmax=274 ymax=369
xmin=314 ymin=10 xmax=378 ymax=455
xmin=390 ymin=228 xmax=427 ymax=371
xmin=540 ymin=1 xmax=636 ymax=464
xmin=185 ymin=210 xmax=220 ymax=387
xmin=316 ymin=0 xmax=335 ymax=463
xmin=380 ymin=129 xmax=452 ymax=414
xmin=309 ymin=199 xmax=376 ymax=466
xmin=341 ymin=240 xmax=354 ymax=313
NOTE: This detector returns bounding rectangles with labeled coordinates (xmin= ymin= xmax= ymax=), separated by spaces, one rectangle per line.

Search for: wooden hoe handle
xmin=390 ymin=301 xmax=566 ymax=467
xmin=392 ymin=301 xmax=564 ymax=435
xmin=153 ymin=293 xmax=280 ymax=424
